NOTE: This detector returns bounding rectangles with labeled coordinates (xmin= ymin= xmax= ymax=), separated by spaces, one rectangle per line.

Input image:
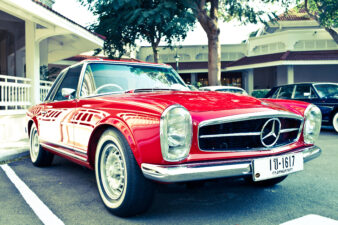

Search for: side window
xmin=294 ymin=85 xmax=318 ymax=99
xmin=80 ymin=65 xmax=97 ymax=97
xmin=53 ymin=65 xmax=82 ymax=101
xmin=44 ymin=70 xmax=66 ymax=102
xmin=277 ymin=85 xmax=294 ymax=99
xmin=79 ymin=64 xmax=126 ymax=97
xmin=271 ymin=88 xmax=280 ymax=98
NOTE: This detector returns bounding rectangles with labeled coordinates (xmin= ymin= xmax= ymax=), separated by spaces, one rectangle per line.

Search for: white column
xmin=25 ymin=21 xmax=40 ymax=105
xmin=243 ymin=69 xmax=254 ymax=95
xmin=287 ymin=65 xmax=294 ymax=84
xmin=191 ymin=73 xmax=197 ymax=85
xmin=40 ymin=39 xmax=48 ymax=67
xmin=40 ymin=39 xmax=48 ymax=82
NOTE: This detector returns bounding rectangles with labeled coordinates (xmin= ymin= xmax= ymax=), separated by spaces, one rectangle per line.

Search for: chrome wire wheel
xmin=95 ymin=129 xmax=154 ymax=217
xmin=100 ymin=142 xmax=126 ymax=202
xmin=30 ymin=128 xmax=39 ymax=162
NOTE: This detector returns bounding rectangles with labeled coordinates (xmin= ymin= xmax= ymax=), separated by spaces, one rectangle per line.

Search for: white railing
xmin=0 ymin=75 xmax=54 ymax=115
xmin=40 ymin=80 xmax=53 ymax=102
xmin=0 ymin=75 xmax=31 ymax=114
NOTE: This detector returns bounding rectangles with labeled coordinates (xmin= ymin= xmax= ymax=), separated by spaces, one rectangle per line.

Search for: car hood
xmin=97 ymin=91 xmax=297 ymax=119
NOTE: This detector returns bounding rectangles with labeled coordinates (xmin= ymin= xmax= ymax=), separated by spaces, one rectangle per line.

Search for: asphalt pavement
xmin=0 ymin=129 xmax=337 ymax=225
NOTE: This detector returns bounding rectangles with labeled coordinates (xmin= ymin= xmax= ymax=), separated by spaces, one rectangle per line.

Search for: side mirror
xmin=304 ymin=92 xmax=310 ymax=97
xmin=62 ymin=88 xmax=76 ymax=100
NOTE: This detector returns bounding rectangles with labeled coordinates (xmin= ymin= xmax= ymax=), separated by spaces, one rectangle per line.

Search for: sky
xmin=53 ymin=0 xmax=275 ymax=46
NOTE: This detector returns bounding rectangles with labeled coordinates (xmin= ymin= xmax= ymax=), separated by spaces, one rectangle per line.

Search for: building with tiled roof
xmin=137 ymin=5 xmax=338 ymax=92
xmin=278 ymin=7 xmax=311 ymax=21
xmin=0 ymin=0 xmax=104 ymax=143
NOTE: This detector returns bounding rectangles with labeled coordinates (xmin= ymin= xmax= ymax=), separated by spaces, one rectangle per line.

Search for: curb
xmin=0 ymin=147 xmax=29 ymax=164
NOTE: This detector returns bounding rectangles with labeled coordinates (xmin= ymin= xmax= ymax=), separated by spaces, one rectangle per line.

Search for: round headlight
xmin=303 ymin=104 xmax=322 ymax=144
xmin=160 ymin=105 xmax=192 ymax=162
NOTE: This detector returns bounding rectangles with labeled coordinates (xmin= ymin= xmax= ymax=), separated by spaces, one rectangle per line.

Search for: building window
xmin=197 ymin=73 xmax=209 ymax=86
xmin=221 ymin=72 xmax=242 ymax=87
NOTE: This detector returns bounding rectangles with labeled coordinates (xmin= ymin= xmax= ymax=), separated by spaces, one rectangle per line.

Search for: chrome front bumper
xmin=141 ymin=146 xmax=321 ymax=183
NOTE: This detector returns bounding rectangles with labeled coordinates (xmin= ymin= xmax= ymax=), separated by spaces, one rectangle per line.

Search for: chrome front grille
xmin=198 ymin=111 xmax=303 ymax=151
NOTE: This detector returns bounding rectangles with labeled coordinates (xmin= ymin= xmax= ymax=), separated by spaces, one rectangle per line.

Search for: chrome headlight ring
xmin=303 ymin=104 xmax=322 ymax=144
xmin=160 ymin=105 xmax=192 ymax=162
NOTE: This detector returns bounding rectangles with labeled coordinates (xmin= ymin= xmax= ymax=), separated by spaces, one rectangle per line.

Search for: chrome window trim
xmin=39 ymin=138 xmax=87 ymax=154
xmin=41 ymin=143 xmax=87 ymax=161
xmin=274 ymin=87 xmax=282 ymax=98
xmin=197 ymin=110 xmax=304 ymax=152
xmin=76 ymin=61 xmax=188 ymax=100
xmin=83 ymin=60 xmax=172 ymax=68
xmin=50 ymin=63 xmax=84 ymax=102
xmin=76 ymin=61 xmax=88 ymax=99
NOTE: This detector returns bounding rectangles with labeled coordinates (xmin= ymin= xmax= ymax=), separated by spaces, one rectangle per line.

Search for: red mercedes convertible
xmin=27 ymin=59 xmax=322 ymax=217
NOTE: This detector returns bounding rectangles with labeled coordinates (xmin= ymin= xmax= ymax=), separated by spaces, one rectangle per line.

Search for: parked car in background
xmin=265 ymin=83 xmax=338 ymax=132
xmin=27 ymin=60 xmax=322 ymax=217
xmin=199 ymin=86 xmax=248 ymax=95
xmin=251 ymin=89 xmax=270 ymax=98
xmin=187 ymin=84 xmax=199 ymax=91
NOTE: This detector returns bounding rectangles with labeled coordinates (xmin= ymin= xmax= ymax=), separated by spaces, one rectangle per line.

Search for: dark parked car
xmin=265 ymin=83 xmax=338 ymax=132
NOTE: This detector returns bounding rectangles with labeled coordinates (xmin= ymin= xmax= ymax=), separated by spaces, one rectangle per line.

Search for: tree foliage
xmin=78 ymin=0 xmax=195 ymax=62
xmin=301 ymin=0 xmax=338 ymax=43
xmin=181 ymin=0 xmax=290 ymax=85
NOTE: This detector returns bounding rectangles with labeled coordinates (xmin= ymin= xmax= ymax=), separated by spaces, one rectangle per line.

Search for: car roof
xmin=273 ymin=82 xmax=338 ymax=88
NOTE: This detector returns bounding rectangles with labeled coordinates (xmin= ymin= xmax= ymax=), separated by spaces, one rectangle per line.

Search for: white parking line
xmin=281 ymin=214 xmax=338 ymax=225
xmin=0 ymin=164 xmax=64 ymax=225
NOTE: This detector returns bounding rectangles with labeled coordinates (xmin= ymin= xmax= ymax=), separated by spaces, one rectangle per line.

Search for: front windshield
xmin=80 ymin=63 xmax=189 ymax=97
xmin=314 ymin=84 xmax=338 ymax=98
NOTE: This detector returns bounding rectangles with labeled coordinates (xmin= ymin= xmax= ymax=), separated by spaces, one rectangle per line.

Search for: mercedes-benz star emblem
xmin=260 ymin=118 xmax=281 ymax=148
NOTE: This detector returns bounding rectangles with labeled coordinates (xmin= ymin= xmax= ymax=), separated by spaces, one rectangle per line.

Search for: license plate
xmin=252 ymin=153 xmax=304 ymax=181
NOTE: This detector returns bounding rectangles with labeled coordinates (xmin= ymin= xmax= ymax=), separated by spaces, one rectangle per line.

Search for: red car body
xmin=28 ymin=90 xmax=311 ymax=166
xmin=26 ymin=60 xmax=322 ymax=217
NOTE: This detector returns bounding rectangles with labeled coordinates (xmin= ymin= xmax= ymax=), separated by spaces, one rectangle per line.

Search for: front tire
xmin=29 ymin=124 xmax=54 ymax=167
xmin=245 ymin=175 xmax=287 ymax=187
xmin=332 ymin=112 xmax=338 ymax=133
xmin=95 ymin=129 xmax=154 ymax=217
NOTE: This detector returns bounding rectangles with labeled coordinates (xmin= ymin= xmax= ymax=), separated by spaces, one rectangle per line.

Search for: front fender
xmin=262 ymin=98 xmax=310 ymax=116
xmin=88 ymin=112 xmax=163 ymax=167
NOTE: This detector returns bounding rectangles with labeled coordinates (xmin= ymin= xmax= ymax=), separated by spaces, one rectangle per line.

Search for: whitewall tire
xmin=95 ymin=129 xmax=154 ymax=217
xmin=29 ymin=124 xmax=54 ymax=167
xmin=332 ymin=112 xmax=338 ymax=133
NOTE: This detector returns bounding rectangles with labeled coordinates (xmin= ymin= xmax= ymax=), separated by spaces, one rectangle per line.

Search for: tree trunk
xmin=208 ymin=32 xmax=221 ymax=85
xmin=196 ymin=0 xmax=221 ymax=86
xmin=152 ymin=46 xmax=159 ymax=63
xmin=325 ymin=27 xmax=338 ymax=45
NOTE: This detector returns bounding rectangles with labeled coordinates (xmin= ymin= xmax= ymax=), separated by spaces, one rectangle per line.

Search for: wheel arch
xmin=330 ymin=106 xmax=338 ymax=120
xmin=27 ymin=118 xmax=39 ymax=138
xmin=87 ymin=119 xmax=138 ymax=169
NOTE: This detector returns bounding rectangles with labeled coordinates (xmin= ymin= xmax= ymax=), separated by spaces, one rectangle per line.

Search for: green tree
xmin=79 ymin=0 xmax=195 ymax=63
xmin=302 ymin=0 xmax=338 ymax=44
xmin=184 ymin=0 xmax=287 ymax=85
